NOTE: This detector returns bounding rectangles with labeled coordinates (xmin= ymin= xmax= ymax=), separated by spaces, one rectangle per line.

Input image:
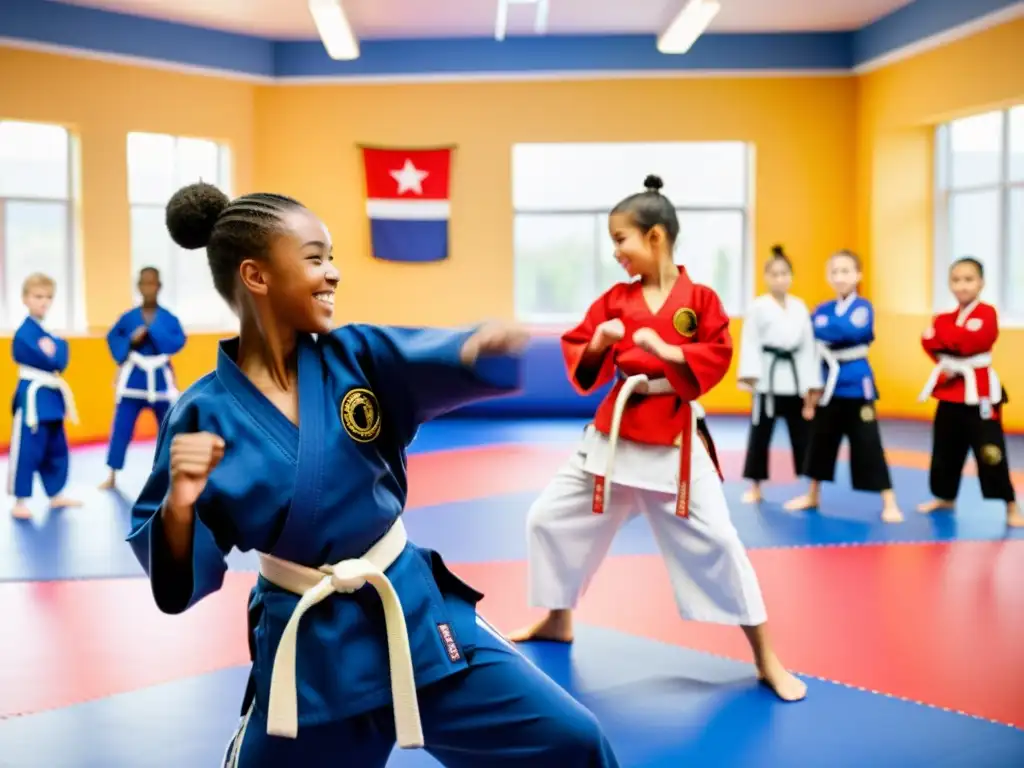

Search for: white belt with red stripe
xmin=592 ymin=374 xmax=704 ymax=519
xmin=918 ymin=352 xmax=1001 ymax=416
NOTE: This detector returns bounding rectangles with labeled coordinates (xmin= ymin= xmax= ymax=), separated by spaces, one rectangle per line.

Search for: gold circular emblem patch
xmin=341 ymin=388 xmax=381 ymax=443
xmin=672 ymin=308 xmax=698 ymax=338
xmin=980 ymin=443 xmax=1003 ymax=466
xmin=860 ymin=405 xmax=875 ymax=422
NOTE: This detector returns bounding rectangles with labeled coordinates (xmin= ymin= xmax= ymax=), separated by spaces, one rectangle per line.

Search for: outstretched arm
xmin=340 ymin=323 xmax=526 ymax=445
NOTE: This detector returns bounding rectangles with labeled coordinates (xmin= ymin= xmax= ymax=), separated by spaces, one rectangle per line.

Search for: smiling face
xmin=827 ymin=252 xmax=861 ymax=297
xmin=949 ymin=260 xmax=983 ymax=306
xmin=240 ymin=207 xmax=339 ymax=334
xmin=608 ymin=212 xmax=664 ymax=278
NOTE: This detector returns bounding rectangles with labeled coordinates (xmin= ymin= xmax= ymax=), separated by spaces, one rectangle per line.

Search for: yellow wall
xmin=254 ymin=77 xmax=857 ymax=415
xmin=0 ymin=47 xmax=255 ymax=445
xmin=857 ymin=17 xmax=1024 ymax=429
xmin=1 ymin=17 xmax=1022 ymax=448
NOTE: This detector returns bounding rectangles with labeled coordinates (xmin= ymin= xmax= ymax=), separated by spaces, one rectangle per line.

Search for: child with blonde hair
xmin=8 ymin=273 xmax=80 ymax=519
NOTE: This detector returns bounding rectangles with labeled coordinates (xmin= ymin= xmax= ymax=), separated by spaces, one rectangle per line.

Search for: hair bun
xmin=643 ymin=174 xmax=664 ymax=193
xmin=771 ymin=244 xmax=785 ymax=257
xmin=166 ymin=182 xmax=230 ymax=250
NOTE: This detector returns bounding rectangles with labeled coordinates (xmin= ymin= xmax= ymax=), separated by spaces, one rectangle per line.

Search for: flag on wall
xmin=361 ymin=146 xmax=454 ymax=263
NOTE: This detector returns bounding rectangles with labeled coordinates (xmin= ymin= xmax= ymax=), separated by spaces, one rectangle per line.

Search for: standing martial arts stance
xmin=509 ymin=175 xmax=806 ymax=703
xmin=9 ymin=273 xmax=81 ymax=519
xmin=917 ymin=257 xmax=1023 ymax=527
xmin=100 ymin=267 xmax=186 ymax=489
xmin=737 ymin=245 xmax=818 ymax=503
xmin=784 ymin=250 xmax=903 ymax=523
xmin=127 ymin=182 xmax=619 ymax=767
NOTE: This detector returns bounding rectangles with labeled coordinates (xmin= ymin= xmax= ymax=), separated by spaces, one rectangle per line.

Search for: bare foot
xmin=917 ymin=499 xmax=954 ymax=514
xmin=1007 ymin=503 xmax=1024 ymax=529
xmin=881 ymin=504 xmax=904 ymax=524
xmin=741 ymin=486 xmax=763 ymax=504
xmin=757 ymin=658 xmax=808 ymax=702
xmin=507 ymin=611 xmax=574 ymax=644
xmin=49 ymin=495 xmax=83 ymax=509
xmin=98 ymin=474 xmax=116 ymax=490
xmin=11 ymin=503 xmax=32 ymax=520
xmin=880 ymin=507 xmax=905 ymax=528
xmin=784 ymin=494 xmax=818 ymax=511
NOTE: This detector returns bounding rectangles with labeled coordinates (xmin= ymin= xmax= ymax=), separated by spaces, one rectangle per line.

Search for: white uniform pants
xmin=525 ymin=429 xmax=768 ymax=626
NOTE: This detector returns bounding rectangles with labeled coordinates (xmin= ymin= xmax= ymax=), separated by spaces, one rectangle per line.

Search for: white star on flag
xmin=389 ymin=159 xmax=429 ymax=195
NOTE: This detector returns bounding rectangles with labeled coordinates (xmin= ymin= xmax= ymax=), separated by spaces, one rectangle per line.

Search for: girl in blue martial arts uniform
xmin=127 ymin=182 xmax=619 ymax=767
xmin=9 ymin=273 xmax=81 ymax=520
xmin=100 ymin=266 xmax=186 ymax=489
xmin=784 ymin=250 xmax=903 ymax=523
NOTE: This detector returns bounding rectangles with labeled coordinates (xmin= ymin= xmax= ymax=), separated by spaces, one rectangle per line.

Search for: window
xmin=934 ymin=106 xmax=1024 ymax=320
xmin=127 ymin=132 xmax=236 ymax=330
xmin=512 ymin=142 xmax=753 ymax=324
xmin=0 ymin=120 xmax=80 ymax=331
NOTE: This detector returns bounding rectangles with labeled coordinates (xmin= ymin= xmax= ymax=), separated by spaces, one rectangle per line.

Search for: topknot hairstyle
xmin=767 ymin=243 xmax=793 ymax=272
xmin=165 ymin=182 xmax=304 ymax=303
xmin=610 ymin=174 xmax=680 ymax=246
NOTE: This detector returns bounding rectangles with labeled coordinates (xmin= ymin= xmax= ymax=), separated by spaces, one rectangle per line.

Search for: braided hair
xmin=610 ymin=174 xmax=680 ymax=246
xmin=165 ymin=182 xmax=304 ymax=304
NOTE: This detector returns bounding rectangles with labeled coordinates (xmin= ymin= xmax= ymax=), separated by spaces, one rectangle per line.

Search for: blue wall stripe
xmin=275 ymin=33 xmax=851 ymax=79
xmin=853 ymin=0 xmax=1021 ymax=66
xmin=0 ymin=0 xmax=1018 ymax=79
xmin=0 ymin=0 xmax=274 ymax=76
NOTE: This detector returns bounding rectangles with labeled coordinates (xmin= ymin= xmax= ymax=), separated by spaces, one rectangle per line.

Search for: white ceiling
xmin=52 ymin=0 xmax=916 ymax=40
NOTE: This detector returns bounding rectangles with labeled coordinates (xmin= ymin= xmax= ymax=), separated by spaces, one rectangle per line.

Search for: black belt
xmin=753 ymin=346 xmax=800 ymax=425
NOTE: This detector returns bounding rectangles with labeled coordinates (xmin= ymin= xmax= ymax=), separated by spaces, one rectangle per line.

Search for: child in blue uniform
xmin=127 ymin=182 xmax=619 ymax=767
xmin=100 ymin=267 xmax=186 ymax=489
xmin=785 ymin=250 xmax=903 ymax=523
xmin=8 ymin=273 xmax=81 ymax=520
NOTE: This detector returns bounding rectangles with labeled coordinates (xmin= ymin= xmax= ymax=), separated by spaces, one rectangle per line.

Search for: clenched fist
xmin=168 ymin=432 xmax=225 ymax=510
xmin=460 ymin=322 xmax=529 ymax=365
xmin=591 ymin=319 xmax=625 ymax=352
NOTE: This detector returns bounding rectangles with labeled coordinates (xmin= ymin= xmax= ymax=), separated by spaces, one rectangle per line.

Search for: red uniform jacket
xmin=920 ymin=300 xmax=1004 ymax=406
xmin=561 ymin=267 xmax=732 ymax=447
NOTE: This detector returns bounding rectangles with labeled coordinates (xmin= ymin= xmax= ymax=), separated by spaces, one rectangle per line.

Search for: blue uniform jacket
xmin=811 ymin=294 xmax=879 ymax=401
xmin=127 ymin=325 xmax=521 ymax=727
xmin=11 ymin=317 xmax=70 ymax=422
xmin=107 ymin=306 xmax=186 ymax=395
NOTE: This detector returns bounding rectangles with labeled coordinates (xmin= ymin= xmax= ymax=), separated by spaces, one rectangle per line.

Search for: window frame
xmin=0 ymin=120 xmax=79 ymax=332
xmin=126 ymin=132 xmax=235 ymax=332
xmin=512 ymin=142 xmax=754 ymax=327
xmin=933 ymin=106 xmax=1024 ymax=324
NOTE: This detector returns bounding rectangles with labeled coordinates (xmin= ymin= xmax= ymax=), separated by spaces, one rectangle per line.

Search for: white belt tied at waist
xmin=595 ymin=373 xmax=704 ymax=516
xmin=918 ymin=352 xmax=999 ymax=409
xmin=116 ymin=351 xmax=177 ymax=404
xmin=257 ymin=519 xmax=423 ymax=749
xmin=18 ymin=365 xmax=79 ymax=431
xmin=818 ymin=343 xmax=869 ymax=406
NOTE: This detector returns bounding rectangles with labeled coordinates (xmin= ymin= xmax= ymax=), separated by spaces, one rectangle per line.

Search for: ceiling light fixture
xmin=308 ymin=0 xmax=360 ymax=61
xmin=657 ymin=0 xmax=721 ymax=55
xmin=495 ymin=0 xmax=547 ymax=42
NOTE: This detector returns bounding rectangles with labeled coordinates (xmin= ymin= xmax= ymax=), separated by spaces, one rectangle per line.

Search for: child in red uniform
xmin=510 ymin=175 xmax=806 ymax=703
xmin=917 ymin=257 xmax=1023 ymax=528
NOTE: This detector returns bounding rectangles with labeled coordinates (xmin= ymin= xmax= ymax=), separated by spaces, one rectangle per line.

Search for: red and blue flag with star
xmin=361 ymin=147 xmax=453 ymax=263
